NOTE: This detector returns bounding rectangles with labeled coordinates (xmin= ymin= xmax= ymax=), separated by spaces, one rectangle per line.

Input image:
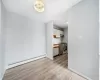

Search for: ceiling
xmin=53 ymin=11 xmax=69 ymax=28
xmin=53 ymin=20 xmax=68 ymax=28
xmin=2 ymin=0 xmax=82 ymax=22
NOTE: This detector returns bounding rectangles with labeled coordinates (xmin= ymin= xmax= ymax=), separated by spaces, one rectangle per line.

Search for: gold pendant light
xmin=34 ymin=0 xmax=44 ymax=12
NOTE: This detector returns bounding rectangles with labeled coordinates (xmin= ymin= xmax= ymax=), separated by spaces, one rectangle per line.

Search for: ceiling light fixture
xmin=34 ymin=0 xmax=44 ymax=12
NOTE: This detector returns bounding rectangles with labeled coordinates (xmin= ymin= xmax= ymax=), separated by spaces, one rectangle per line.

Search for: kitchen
xmin=46 ymin=21 xmax=68 ymax=67
xmin=53 ymin=25 xmax=68 ymax=67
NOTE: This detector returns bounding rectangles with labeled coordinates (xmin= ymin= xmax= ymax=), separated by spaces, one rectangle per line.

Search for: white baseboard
xmin=68 ymin=68 xmax=92 ymax=80
xmin=6 ymin=55 xmax=46 ymax=69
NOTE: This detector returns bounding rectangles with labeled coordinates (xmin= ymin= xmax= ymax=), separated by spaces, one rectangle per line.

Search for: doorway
xmin=53 ymin=26 xmax=68 ymax=68
xmin=46 ymin=21 xmax=68 ymax=68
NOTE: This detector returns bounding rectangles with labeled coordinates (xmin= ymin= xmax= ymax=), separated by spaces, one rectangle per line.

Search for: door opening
xmin=46 ymin=21 xmax=68 ymax=68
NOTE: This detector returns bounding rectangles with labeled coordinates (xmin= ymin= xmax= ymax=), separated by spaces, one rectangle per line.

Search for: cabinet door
xmin=56 ymin=30 xmax=60 ymax=36
xmin=53 ymin=48 xmax=59 ymax=56
xmin=53 ymin=29 xmax=63 ymax=36
xmin=59 ymin=30 xmax=63 ymax=35
xmin=53 ymin=29 xmax=57 ymax=35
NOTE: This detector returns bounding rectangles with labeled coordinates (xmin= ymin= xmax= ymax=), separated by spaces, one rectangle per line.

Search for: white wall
xmin=4 ymin=11 xmax=46 ymax=67
xmin=99 ymin=22 xmax=100 ymax=56
xmin=0 ymin=1 xmax=2 ymax=79
xmin=0 ymin=1 xmax=6 ymax=79
xmin=46 ymin=21 xmax=53 ymax=60
xmin=63 ymin=28 xmax=68 ymax=43
xmin=99 ymin=0 xmax=100 ymax=54
xmin=68 ymin=0 xmax=99 ymax=80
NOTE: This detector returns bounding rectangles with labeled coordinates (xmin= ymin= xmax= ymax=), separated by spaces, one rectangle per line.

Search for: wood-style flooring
xmin=53 ymin=53 xmax=68 ymax=68
xmin=3 ymin=54 xmax=87 ymax=80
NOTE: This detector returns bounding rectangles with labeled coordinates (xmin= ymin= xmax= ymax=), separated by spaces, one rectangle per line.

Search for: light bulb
xmin=34 ymin=0 xmax=44 ymax=12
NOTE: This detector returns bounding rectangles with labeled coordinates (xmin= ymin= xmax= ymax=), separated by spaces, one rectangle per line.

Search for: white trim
xmin=6 ymin=55 xmax=46 ymax=69
xmin=68 ymin=68 xmax=92 ymax=80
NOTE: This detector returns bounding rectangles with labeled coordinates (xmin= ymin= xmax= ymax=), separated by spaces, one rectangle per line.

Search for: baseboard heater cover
xmin=68 ymin=68 xmax=92 ymax=80
xmin=6 ymin=55 xmax=46 ymax=69
xmin=1 ymin=68 xmax=6 ymax=80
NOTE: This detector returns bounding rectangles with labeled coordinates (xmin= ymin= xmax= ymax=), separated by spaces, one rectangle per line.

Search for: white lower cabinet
xmin=53 ymin=48 xmax=59 ymax=56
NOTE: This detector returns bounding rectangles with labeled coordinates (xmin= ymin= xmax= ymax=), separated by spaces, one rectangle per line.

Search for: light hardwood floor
xmin=3 ymin=54 xmax=87 ymax=80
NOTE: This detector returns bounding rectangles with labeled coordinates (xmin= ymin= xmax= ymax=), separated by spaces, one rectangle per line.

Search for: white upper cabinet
xmin=53 ymin=29 xmax=63 ymax=37
xmin=57 ymin=30 xmax=63 ymax=36
xmin=53 ymin=29 xmax=57 ymax=35
xmin=59 ymin=30 xmax=63 ymax=35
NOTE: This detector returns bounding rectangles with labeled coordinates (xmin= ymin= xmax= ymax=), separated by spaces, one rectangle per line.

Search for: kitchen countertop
xmin=53 ymin=44 xmax=60 ymax=48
